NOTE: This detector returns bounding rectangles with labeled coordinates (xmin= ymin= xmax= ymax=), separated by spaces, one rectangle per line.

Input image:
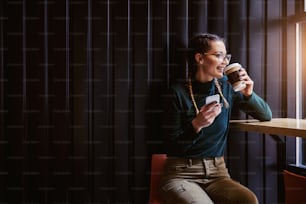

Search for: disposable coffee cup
xmin=224 ymin=63 xmax=246 ymax=92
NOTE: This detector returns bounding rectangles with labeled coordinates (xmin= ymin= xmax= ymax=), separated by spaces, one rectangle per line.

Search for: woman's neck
xmin=195 ymin=74 xmax=214 ymax=83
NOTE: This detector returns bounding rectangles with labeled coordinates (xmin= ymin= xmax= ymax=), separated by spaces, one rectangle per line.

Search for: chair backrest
xmin=149 ymin=154 xmax=167 ymax=204
xmin=283 ymin=169 xmax=306 ymax=204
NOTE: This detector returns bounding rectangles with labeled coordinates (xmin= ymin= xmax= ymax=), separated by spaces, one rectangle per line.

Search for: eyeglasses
xmin=203 ymin=52 xmax=231 ymax=62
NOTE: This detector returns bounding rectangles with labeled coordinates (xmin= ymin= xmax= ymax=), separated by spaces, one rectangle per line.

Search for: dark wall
xmin=0 ymin=0 xmax=299 ymax=203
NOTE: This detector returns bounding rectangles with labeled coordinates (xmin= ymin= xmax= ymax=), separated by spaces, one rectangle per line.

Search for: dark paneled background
xmin=0 ymin=0 xmax=302 ymax=203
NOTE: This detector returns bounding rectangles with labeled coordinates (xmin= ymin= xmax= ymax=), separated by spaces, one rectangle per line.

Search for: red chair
xmin=283 ymin=169 xmax=306 ymax=204
xmin=149 ymin=154 xmax=167 ymax=204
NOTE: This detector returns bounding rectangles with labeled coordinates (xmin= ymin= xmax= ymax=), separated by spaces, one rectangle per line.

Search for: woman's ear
xmin=194 ymin=53 xmax=204 ymax=65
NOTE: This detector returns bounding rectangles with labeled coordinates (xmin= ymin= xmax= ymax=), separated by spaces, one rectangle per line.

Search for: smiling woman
xmin=159 ymin=33 xmax=272 ymax=204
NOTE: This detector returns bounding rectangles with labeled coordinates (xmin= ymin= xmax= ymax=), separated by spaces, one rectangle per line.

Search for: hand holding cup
xmin=224 ymin=63 xmax=246 ymax=92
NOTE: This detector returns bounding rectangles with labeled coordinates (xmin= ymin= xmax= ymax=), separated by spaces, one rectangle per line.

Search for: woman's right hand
xmin=191 ymin=102 xmax=222 ymax=133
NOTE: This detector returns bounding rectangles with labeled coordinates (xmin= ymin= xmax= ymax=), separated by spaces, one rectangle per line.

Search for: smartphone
xmin=205 ymin=94 xmax=220 ymax=105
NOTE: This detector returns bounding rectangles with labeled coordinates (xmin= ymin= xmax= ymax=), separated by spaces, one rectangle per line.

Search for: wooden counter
xmin=230 ymin=118 xmax=306 ymax=138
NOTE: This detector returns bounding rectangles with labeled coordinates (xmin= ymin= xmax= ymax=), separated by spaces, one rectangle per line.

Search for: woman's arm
xmin=235 ymin=92 xmax=272 ymax=121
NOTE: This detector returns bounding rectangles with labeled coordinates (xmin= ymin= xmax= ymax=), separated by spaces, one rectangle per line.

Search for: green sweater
xmin=162 ymin=76 xmax=272 ymax=158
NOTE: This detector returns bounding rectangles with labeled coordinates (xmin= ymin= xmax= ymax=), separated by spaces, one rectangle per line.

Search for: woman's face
xmin=194 ymin=40 xmax=230 ymax=82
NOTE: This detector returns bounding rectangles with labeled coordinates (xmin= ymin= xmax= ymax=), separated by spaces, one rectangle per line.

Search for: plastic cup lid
xmin=224 ymin=63 xmax=241 ymax=72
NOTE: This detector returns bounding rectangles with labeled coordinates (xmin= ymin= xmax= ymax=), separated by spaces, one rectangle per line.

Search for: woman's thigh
xmin=160 ymin=179 xmax=214 ymax=204
xmin=204 ymin=178 xmax=258 ymax=204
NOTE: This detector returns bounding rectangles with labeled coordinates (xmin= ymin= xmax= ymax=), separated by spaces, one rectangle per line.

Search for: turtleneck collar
xmin=191 ymin=79 xmax=215 ymax=95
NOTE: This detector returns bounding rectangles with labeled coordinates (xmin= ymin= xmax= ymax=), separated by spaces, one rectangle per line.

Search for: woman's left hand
xmin=239 ymin=67 xmax=253 ymax=98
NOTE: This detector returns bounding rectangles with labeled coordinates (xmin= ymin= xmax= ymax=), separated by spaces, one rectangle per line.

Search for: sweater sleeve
xmin=162 ymin=86 xmax=201 ymax=155
xmin=235 ymin=92 xmax=272 ymax=121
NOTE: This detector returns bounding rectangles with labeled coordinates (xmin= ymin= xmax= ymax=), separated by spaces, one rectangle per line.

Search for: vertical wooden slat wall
xmin=70 ymin=0 xmax=90 ymax=202
xmin=0 ymin=0 xmax=299 ymax=203
xmin=3 ymin=1 xmax=24 ymax=203
xmin=0 ymin=0 xmax=4 ymax=199
xmin=265 ymin=0 xmax=284 ymax=202
xmin=93 ymin=0 xmax=115 ymax=202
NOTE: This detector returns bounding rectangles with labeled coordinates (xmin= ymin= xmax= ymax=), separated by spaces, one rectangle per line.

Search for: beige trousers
xmin=159 ymin=157 xmax=258 ymax=204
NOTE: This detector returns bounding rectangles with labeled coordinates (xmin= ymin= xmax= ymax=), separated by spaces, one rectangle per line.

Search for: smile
xmin=217 ymin=67 xmax=224 ymax=72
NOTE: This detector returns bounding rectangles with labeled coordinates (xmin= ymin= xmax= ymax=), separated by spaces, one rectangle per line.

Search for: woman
xmin=159 ymin=33 xmax=272 ymax=204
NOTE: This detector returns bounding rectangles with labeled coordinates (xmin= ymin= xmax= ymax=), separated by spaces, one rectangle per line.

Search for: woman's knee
xmin=206 ymin=178 xmax=258 ymax=204
xmin=159 ymin=180 xmax=213 ymax=204
xmin=233 ymin=189 xmax=258 ymax=204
